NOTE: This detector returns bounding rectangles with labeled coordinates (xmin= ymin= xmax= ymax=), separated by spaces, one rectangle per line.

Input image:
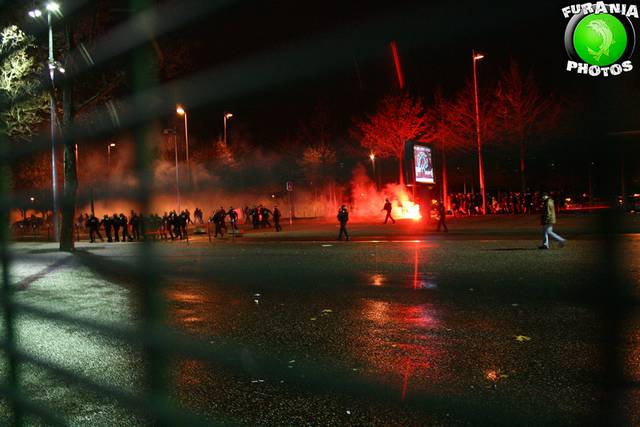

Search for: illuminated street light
xmin=107 ymin=143 xmax=116 ymax=177
xmin=163 ymin=128 xmax=181 ymax=210
xmin=46 ymin=2 xmax=61 ymax=12
xmin=28 ymin=1 xmax=63 ymax=241
xmin=472 ymin=49 xmax=487 ymax=215
xmin=369 ymin=153 xmax=379 ymax=191
xmin=224 ymin=112 xmax=233 ymax=146
xmin=176 ymin=105 xmax=191 ymax=185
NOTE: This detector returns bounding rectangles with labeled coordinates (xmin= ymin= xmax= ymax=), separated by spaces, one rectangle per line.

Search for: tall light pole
xmin=163 ymin=128 xmax=180 ymax=211
xmin=472 ymin=49 xmax=487 ymax=215
xmin=224 ymin=112 xmax=233 ymax=146
xmin=369 ymin=153 xmax=378 ymax=191
xmin=29 ymin=1 xmax=64 ymax=241
xmin=176 ymin=106 xmax=190 ymax=186
xmin=107 ymin=143 xmax=116 ymax=174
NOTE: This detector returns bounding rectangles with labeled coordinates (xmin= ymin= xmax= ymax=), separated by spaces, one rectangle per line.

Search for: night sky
xmin=10 ymin=0 xmax=640 ymax=193
xmin=156 ymin=0 xmax=639 ymax=144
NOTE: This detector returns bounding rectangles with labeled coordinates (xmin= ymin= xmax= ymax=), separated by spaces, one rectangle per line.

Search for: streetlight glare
xmin=28 ymin=9 xmax=42 ymax=18
xmin=225 ymin=113 xmax=233 ymax=119
xmin=176 ymin=106 xmax=185 ymax=115
xmin=474 ymin=53 xmax=485 ymax=60
xmin=110 ymin=143 xmax=116 ymax=147
xmin=369 ymin=153 xmax=375 ymax=161
xmin=46 ymin=2 xmax=60 ymax=12
xmin=58 ymin=66 xmax=65 ymax=73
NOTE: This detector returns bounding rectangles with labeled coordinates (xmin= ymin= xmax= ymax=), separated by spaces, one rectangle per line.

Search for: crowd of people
xmin=75 ymin=191 xmax=574 ymax=244
xmin=449 ymin=191 xmax=569 ymax=216
xmin=77 ymin=205 xmax=284 ymax=243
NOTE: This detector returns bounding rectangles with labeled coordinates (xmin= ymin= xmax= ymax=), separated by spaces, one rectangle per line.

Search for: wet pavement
xmin=2 ymin=219 xmax=639 ymax=425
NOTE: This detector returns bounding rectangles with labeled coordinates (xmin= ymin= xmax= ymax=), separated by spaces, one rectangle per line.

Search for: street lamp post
xmin=224 ymin=112 xmax=233 ymax=146
xmin=472 ymin=49 xmax=487 ymax=215
xmin=29 ymin=1 xmax=64 ymax=241
xmin=107 ymin=143 xmax=116 ymax=174
xmin=163 ymin=128 xmax=180 ymax=211
xmin=176 ymin=106 xmax=190 ymax=186
xmin=369 ymin=153 xmax=377 ymax=191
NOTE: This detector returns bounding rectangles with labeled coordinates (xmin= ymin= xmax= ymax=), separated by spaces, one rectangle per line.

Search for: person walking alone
xmin=539 ymin=192 xmax=566 ymax=250
xmin=337 ymin=205 xmax=349 ymax=241
xmin=436 ymin=200 xmax=448 ymax=232
xmin=382 ymin=198 xmax=395 ymax=224
xmin=273 ymin=206 xmax=282 ymax=232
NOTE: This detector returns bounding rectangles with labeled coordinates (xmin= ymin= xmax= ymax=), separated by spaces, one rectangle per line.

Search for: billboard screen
xmin=413 ymin=144 xmax=434 ymax=184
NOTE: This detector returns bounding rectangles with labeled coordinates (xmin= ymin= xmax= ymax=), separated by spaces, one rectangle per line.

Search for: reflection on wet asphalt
xmin=138 ymin=237 xmax=638 ymax=425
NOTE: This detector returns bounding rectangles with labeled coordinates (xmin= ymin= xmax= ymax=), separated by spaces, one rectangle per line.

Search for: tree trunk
xmin=519 ymin=137 xmax=526 ymax=195
xmin=59 ymin=22 xmax=77 ymax=251
xmin=398 ymin=154 xmax=405 ymax=187
xmin=441 ymin=140 xmax=449 ymax=211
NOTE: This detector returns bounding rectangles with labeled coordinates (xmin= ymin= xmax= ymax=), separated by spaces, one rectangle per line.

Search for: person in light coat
xmin=539 ymin=192 xmax=566 ymax=250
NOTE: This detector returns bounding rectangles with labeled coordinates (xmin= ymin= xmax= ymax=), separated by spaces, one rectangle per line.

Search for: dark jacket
xmin=337 ymin=208 xmax=349 ymax=223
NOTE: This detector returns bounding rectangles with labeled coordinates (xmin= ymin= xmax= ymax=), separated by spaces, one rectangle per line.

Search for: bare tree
xmin=354 ymin=93 xmax=431 ymax=186
xmin=495 ymin=60 xmax=562 ymax=193
xmin=423 ymin=89 xmax=456 ymax=209
xmin=297 ymin=103 xmax=339 ymax=213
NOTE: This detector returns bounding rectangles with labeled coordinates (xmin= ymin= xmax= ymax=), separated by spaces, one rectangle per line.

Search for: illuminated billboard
xmin=413 ymin=144 xmax=434 ymax=184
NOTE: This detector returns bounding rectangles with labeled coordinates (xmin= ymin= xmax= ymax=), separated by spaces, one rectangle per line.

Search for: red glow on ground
xmin=413 ymin=246 xmax=419 ymax=290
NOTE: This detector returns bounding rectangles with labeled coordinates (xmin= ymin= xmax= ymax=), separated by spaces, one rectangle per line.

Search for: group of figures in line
xmin=79 ymin=205 xmax=285 ymax=243
xmin=449 ymin=191 xmax=571 ymax=216
xmin=82 ymin=211 xmax=143 ymax=243
xmin=241 ymin=206 xmax=283 ymax=231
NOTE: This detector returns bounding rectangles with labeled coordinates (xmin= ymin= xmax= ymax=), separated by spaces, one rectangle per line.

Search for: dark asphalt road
xmin=79 ymin=228 xmax=638 ymax=426
xmin=3 ymin=217 xmax=639 ymax=426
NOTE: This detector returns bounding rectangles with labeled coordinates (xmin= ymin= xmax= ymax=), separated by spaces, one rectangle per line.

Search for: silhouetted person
xmin=112 ymin=213 xmax=121 ymax=242
xmin=194 ymin=207 xmax=203 ymax=224
xmin=252 ymin=207 xmax=260 ymax=229
xmin=130 ymin=210 xmax=140 ymax=241
xmin=228 ymin=207 xmax=239 ymax=232
xmin=161 ymin=212 xmax=169 ymax=240
xmin=120 ymin=213 xmax=132 ymax=242
xmin=168 ymin=211 xmax=178 ymax=240
xmin=213 ymin=208 xmax=226 ymax=238
xmin=101 ymin=215 xmax=113 ymax=242
xmin=86 ymin=214 xmax=103 ymax=243
xmin=243 ymin=206 xmax=251 ymax=224
xmin=436 ymin=200 xmax=448 ymax=232
xmin=337 ymin=205 xmax=349 ymax=241
xmin=179 ymin=210 xmax=189 ymax=239
xmin=382 ymin=198 xmax=395 ymax=224
xmin=273 ymin=206 xmax=282 ymax=232
xmin=260 ymin=206 xmax=272 ymax=228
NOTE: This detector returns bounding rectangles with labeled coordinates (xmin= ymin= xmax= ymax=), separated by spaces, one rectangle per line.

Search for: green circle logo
xmin=573 ymin=14 xmax=628 ymax=66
